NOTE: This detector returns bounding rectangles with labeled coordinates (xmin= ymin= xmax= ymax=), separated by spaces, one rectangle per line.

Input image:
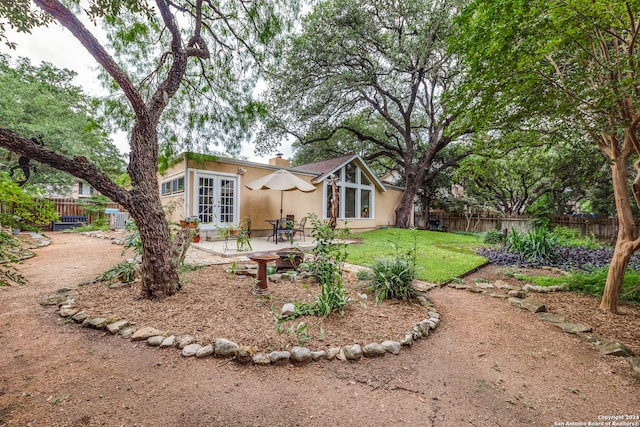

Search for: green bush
xmin=367 ymin=257 xmax=417 ymax=303
xmin=506 ymin=227 xmax=559 ymax=262
xmin=523 ymin=267 xmax=640 ymax=305
xmin=550 ymin=226 xmax=601 ymax=249
xmin=483 ymin=230 xmax=504 ymax=244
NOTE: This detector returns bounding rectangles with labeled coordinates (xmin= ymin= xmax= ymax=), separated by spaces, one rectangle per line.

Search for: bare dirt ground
xmin=1 ymin=232 xmax=639 ymax=427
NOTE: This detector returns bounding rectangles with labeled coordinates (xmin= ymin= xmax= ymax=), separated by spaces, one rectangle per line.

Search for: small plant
xmin=483 ymin=230 xmax=504 ymax=244
xmin=506 ymin=227 xmax=559 ymax=263
xmin=97 ymin=260 xmax=139 ymax=284
xmin=366 ymin=257 xmax=417 ymax=303
xmin=0 ymin=230 xmax=28 ymax=286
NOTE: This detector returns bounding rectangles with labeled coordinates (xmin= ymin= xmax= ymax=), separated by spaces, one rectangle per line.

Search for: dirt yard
xmin=1 ymin=232 xmax=639 ymax=426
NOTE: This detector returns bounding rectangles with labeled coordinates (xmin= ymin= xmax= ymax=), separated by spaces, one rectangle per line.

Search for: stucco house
xmin=159 ymin=152 xmax=408 ymax=239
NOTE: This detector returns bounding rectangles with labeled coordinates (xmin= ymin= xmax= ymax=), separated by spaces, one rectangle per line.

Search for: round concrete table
xmin=247 ymin=253 xmax=279 ymax=295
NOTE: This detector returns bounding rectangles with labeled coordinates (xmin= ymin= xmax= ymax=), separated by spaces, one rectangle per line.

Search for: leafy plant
xmin=97 ymin=260 xmax=139 ymax=285
xmin=293 ymin=214 xmax=349 ymax=317
xmin=366 ymin=258 xmax=417 ymax=303
xmin=550 ymin=226 xmax=601 ymax=249
xmin=483 ymin=230 xmax=504 ymax=244
xmin=0 ymin=230 xmax=27 ymax=286
xmin=506 ymin=227 xmax=559 ymax=263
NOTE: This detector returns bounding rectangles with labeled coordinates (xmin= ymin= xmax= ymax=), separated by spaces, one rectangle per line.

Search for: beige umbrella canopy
xmin=245 ymin=169 xmax=316 ymax=216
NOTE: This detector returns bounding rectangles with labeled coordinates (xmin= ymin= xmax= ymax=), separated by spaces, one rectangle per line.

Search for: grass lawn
xmin=345 ymin=228 xmax=488 ymax=283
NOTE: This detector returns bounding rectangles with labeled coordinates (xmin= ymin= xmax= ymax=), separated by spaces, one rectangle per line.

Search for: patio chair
xmin=273 ymin=217 xmax=294 ymax=244
xmin=292 ymin=217 xmax=307 ymax=241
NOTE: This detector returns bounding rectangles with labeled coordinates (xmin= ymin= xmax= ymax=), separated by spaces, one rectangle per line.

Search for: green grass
xmin=516 ymin=268 xmax=640 ymax=305
xmin=346 ymin=228 xmax=487 ymax=283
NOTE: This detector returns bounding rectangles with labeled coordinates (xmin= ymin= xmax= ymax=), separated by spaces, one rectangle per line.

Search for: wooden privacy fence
xmin=43 ymin=198 xmax=125 ymax=229
xmin=417 ymin=212 xmax=622 ymax=241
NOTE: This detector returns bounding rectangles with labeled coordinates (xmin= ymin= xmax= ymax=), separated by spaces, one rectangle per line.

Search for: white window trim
xmin=323 ymin=164 xmax=374 ymax=220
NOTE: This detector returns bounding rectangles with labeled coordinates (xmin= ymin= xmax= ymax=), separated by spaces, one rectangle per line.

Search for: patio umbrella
xmin=245 ymin=169 xmax=316 ymax=216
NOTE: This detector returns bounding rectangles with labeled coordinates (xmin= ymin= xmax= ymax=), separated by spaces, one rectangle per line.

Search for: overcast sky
xmin=1 ymin=19 xmax=290 ymax=163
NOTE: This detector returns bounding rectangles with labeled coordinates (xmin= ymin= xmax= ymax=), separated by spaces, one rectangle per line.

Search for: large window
xmin=161 ymin=176 xmax=184 ymax=195
xmin=324 ymin=163 xmax=374 ymax=219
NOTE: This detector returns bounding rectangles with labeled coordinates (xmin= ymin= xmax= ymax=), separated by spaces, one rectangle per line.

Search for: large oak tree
xmin=0 ymin=0 xmax=295 ymax=299
xmin=258 ymin=0 xmax=474 ymax=228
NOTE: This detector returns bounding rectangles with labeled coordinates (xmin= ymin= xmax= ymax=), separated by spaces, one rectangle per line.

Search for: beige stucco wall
xmin=159 ymin=154 xmax=409 ymax=235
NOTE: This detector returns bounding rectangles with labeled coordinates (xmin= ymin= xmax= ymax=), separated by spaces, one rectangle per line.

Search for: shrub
xmin=483 ymin=230 xmax=504 ymax=244
xmin=550 ymin=226 xmax=601 ymax=249
xmin=506 ymin=227 xmax=558 ymax=263
xmin=367 ymin=257 xmax=417 ymax=303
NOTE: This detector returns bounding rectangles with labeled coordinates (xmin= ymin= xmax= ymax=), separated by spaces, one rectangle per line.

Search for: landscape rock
xmin=147 ymin=336 xmax=165 ymax=346
xmin=520 ymin=297 xmax=546 ymax=313
xmin=449 ymin=283 xmax=472 ymax=290
xmin=494 ymin=280 xmax=520 ymax=291
xmin=381 ymin=340 xmax=401 ymax=355
xmin=196 ymin=344 xmax=214 ymax=358
xmin=508 ymin=297 xmax=523 ymax=308
xmin=106 ymin=319 xmax=129 ymax=334
xmin=537 ymin=313 xmax=567 ymax=324
xmin=488 ymin=293 xmax=507 ymax=299
xmin=362 ymin=343 xmax=385 ymax=358
xmin=59 ymin=306 xmax=80 ymax=317
xmin=596 ymin=340 xmax=634 ymax=357
xmin=119 ymin=326 xmax=137 ymax=339
xmin=71 ymin=311 xmax=88 ymax=323
xmin=554 ymin=322 xmax=592 ymax=334
xmin=41 ymin=288 xmax=76 ymax=306
xmin=235 ymin=346 xmax=254 ymax=364
xmin=290 ymin=346 xmax=312 ymax=364
xmin=252 ymin=353 xmax=271 ymax=365
xmin=629 ymin=357 xmax=640 ymax=378
xmin=160 ymin=336 xmax=176 ymax=348
xmin=522 ymin=284 xmax=567 ymax=293
xmin=181 ymin=343 xmax=202 ymax=357
xmin=325 ymin=348 xmax=341 ymax=360
xmin=475 ymin=282 xmax=494 ymax=289
xmin=269 ymin=351 xmax=291 ymax=365
xmin=342 ymin=344 xmax=362 ymax=361
xmin=214 ymin=338 xmax=238 ymax=358
xmin=399 ymin=334 xmax=413 ymax=346
xmin=83 ymin=317 xmax=110 ymax=329
xmin=131 ymin=326 xmax=166 ymax=341
xmin=175 ymin=335 xmax=196 ymax=349
xmin=508 ymin=289 xmax=527 ymax=298
xmin=281 ymin=303 xmax=296 ymax=318
xmin=311 ymin=351 xmax=325 ymax=361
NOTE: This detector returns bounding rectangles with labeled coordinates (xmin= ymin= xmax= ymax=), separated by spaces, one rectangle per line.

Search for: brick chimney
xmin=268 ymin=153 xmax=290 ymax=168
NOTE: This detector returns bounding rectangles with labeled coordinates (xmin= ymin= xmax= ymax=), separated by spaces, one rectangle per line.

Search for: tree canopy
xmin=454 ymin=0 xmax=640 ymax=312
xmin=0 ymin=0 xmax=298 ymax=299
xmin=259 ymin=0 xmax=475 ymax=228
xmin=0 ymin=54 xmax=125 ymax=188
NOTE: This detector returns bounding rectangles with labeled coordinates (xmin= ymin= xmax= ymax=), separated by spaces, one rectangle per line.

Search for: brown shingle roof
xmin=291 ymin=154 xmax=357 ymax=178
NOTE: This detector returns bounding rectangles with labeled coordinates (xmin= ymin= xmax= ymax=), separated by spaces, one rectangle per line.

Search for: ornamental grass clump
xmin=506 ymin=227 xmax=559 ymax=263
xmin=366 ymin=257 xmax=418 ymax=304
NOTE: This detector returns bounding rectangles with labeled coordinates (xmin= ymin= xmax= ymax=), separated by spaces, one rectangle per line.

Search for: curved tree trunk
xmin=395 ymin=178 xmax=420 ymax=228
xmin=600 ymin=156 xmax=639 ymax=313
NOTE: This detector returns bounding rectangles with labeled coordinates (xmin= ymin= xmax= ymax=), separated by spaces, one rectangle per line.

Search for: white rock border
xmin=50 ymin=287 xmax=440 ymax=367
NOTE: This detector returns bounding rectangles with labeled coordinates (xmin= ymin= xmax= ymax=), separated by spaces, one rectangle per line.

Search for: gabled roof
xmin=293 ymin=154 xmax=386 ymax=192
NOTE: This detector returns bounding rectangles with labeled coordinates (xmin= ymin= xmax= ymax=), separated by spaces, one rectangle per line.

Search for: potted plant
xmin=180 ymin=215 xmax=200 ymax=228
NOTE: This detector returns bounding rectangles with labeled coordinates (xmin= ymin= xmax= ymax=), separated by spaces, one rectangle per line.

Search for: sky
xmin=1 ymin=18 xmax=292 ymax=164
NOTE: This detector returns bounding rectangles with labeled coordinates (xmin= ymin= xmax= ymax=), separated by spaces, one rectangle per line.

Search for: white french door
xmin=195 ymin=174 xmax=238 ymax=229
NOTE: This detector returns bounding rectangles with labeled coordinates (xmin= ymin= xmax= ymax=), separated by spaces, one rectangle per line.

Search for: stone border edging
xmin=42 ymin=284 xmax=441 ymax=367
xmin=447 ymin=278 xmax=640 ymax=379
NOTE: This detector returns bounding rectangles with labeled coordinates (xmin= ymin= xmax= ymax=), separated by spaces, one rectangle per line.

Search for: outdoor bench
xmin=52 ymin=215 xmax=88 ymax=231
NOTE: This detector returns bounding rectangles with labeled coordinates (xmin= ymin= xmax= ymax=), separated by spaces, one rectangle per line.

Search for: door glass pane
xmin=360 ymin=189 xmax=371 ymax=218
xmin=345 ymin=187 xmax=356 ymax=218
xmin=198 ymin=177 xmax=215 ymax=223
xmin=326 ymin=182 xmax=341 ymax=218
xmin=219 ymin=179 xmax=235 ymax=224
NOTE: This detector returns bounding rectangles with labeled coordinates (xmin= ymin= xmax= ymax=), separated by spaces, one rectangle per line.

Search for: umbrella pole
xmin=280 ymin=191 xmax=283 ymax=217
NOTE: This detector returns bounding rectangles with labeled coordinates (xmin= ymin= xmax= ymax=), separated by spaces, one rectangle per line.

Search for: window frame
xmin=323 ymin=163 xmax=374 ymax=220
